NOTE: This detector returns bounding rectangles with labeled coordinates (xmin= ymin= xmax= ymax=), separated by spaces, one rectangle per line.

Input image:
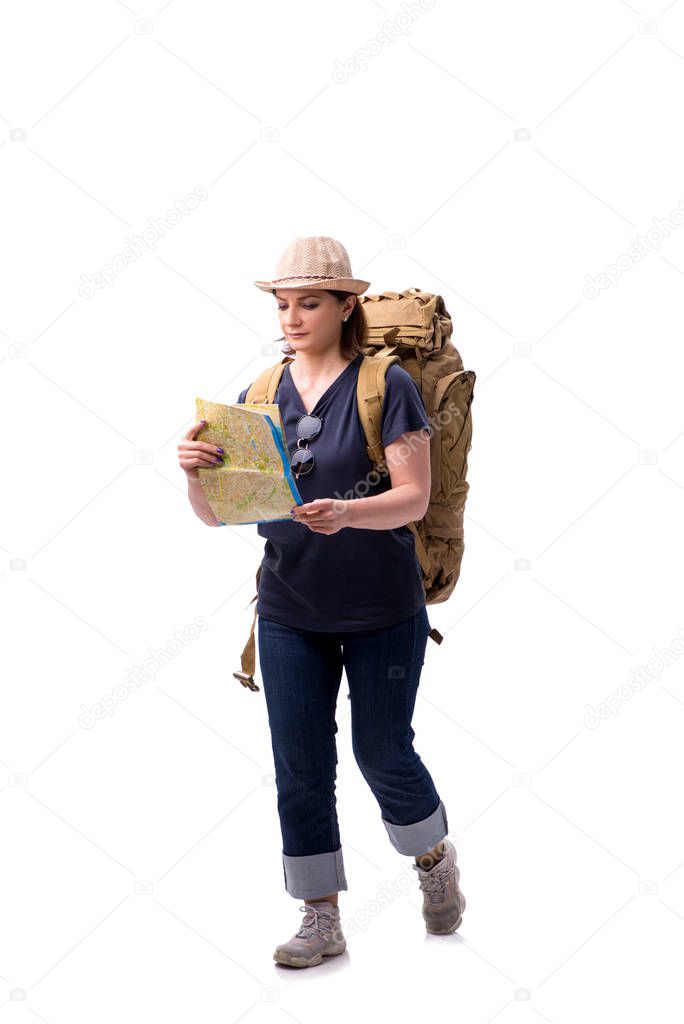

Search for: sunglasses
xmin=290 ymin=413 xmax=322 ymax=478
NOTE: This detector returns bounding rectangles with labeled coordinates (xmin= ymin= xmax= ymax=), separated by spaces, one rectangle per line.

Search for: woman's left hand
xmin=291 ymin=498 xmax=352 ymax=534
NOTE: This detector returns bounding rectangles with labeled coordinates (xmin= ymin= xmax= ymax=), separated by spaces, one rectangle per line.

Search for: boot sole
xmin=424 ymin=892 xmax=466 ymax=935
xmin=425 ymin=912 xmax=463 ymax=935
xmin=273 ymin=942 xmax=346 ymax=968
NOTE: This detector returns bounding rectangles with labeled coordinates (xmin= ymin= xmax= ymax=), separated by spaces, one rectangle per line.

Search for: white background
xmin=1 ymin=0 xmax=684 ymax=1018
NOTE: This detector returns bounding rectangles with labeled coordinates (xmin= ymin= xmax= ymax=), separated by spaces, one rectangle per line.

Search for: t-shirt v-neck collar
xmin=285 ymin=354 xmax=362 ymax=416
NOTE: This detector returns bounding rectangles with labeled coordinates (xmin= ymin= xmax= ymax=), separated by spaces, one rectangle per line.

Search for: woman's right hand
xmin=178 ymin=420 xmax=225 ymax=480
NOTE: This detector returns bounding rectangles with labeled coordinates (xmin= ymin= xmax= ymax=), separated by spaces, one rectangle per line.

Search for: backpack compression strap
xmin=233 ymin=565 xmax=262 ymax=691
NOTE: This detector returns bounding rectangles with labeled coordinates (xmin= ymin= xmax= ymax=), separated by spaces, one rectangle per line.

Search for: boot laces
xmin=415 ymin=858 xmax=456 ymax=904
xmin=296 ymin=903 xmax=337 ymax=939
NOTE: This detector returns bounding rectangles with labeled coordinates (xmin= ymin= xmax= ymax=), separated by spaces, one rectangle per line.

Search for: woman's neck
xmin=289 ymin=349 xmax=354 ymax=386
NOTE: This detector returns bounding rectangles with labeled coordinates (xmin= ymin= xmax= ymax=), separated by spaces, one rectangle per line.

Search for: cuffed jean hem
xmin=282 ymin=846 xmax=348 ymax=899
xmin=382 ymin=798 xmax=449 ymax=856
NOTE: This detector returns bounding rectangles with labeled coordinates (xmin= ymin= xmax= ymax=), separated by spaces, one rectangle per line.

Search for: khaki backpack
xmin=232 ymin=287 xmax=476 ymax=692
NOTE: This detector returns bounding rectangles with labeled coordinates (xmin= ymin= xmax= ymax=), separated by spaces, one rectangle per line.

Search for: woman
xmin=178 ymin=236 xmax=466 ymax=968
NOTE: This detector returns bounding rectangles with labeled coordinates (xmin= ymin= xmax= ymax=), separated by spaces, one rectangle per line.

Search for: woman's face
xmin=275 ymin=289 xmax=355 ymax=353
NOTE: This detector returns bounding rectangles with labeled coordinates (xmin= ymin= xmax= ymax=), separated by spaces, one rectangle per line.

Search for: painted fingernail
xmin=216 ymin=447 xmax=224 ymax=454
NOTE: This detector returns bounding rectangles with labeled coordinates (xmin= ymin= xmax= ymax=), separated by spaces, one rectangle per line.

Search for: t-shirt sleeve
xmin=381 ymin=364 xmax=430 ymax=448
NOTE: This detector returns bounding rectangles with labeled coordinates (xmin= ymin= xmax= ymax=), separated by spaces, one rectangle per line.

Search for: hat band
xmin=272 ymin=274 xmax=339 ymax=282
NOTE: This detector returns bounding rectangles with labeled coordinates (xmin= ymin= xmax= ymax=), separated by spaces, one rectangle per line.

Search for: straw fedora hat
xmin=253 ymin=235 xmax=370 ymax=294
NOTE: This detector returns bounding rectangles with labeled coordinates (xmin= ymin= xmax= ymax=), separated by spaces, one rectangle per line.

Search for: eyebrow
xmin=274 ymin=293 xmax=320 ymax=300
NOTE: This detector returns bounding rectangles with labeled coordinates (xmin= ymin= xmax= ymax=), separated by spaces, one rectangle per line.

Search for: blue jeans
xmin=257 ymin=604 xmax=449 ymax=900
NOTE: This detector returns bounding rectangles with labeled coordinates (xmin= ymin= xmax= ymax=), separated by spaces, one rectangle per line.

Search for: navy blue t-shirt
xmin=234 ymin=354 xmax=430 ymax=632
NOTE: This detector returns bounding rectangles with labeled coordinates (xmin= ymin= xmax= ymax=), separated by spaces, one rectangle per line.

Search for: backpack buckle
xmin=232 ymin=671 xmax=260 ymax=692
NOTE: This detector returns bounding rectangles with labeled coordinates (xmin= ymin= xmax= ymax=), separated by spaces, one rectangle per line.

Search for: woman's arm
xmin=293 ymin=428 xmax=432 ymax=532
xmin=187 ymin=474 xmax=221 ymax=527
xmin=348 ymin=427 xmax=431 ymax=529
xmin=179 ymin=419 xmax=223 ymax=526
xmin=346 ymin=481 xmax=426 ymax=530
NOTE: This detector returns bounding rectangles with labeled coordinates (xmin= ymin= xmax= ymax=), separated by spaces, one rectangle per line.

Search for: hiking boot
xmin=412 ymin=838 xmax=466 ymax=935
xmin=273 ymin=901 xmax=346 ymax=968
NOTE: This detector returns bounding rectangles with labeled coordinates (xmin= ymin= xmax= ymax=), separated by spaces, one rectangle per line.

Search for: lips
xmin=288 ymin=333 xmax=308 ymax=337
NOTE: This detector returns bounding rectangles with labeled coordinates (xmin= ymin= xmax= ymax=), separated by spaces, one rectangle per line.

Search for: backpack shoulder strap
xmin=356 ymin=351 xmax=434 ymax=585
xmin=245 ymin=356 xmax=293 ymax=404
xmin=356 ymin=353 xmax=401 ymax=470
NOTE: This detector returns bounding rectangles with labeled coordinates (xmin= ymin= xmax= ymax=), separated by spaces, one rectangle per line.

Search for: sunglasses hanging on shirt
xmin=290 ymin=414 xmax=322 ymax=478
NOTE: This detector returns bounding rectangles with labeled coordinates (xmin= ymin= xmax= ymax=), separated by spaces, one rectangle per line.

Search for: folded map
xmin=195 ymin=397 xmax=302 ymax=524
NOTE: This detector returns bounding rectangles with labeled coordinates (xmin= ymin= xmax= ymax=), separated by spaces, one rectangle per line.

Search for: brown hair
xmin=275 ymin=289 xmax=368 ymax=360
